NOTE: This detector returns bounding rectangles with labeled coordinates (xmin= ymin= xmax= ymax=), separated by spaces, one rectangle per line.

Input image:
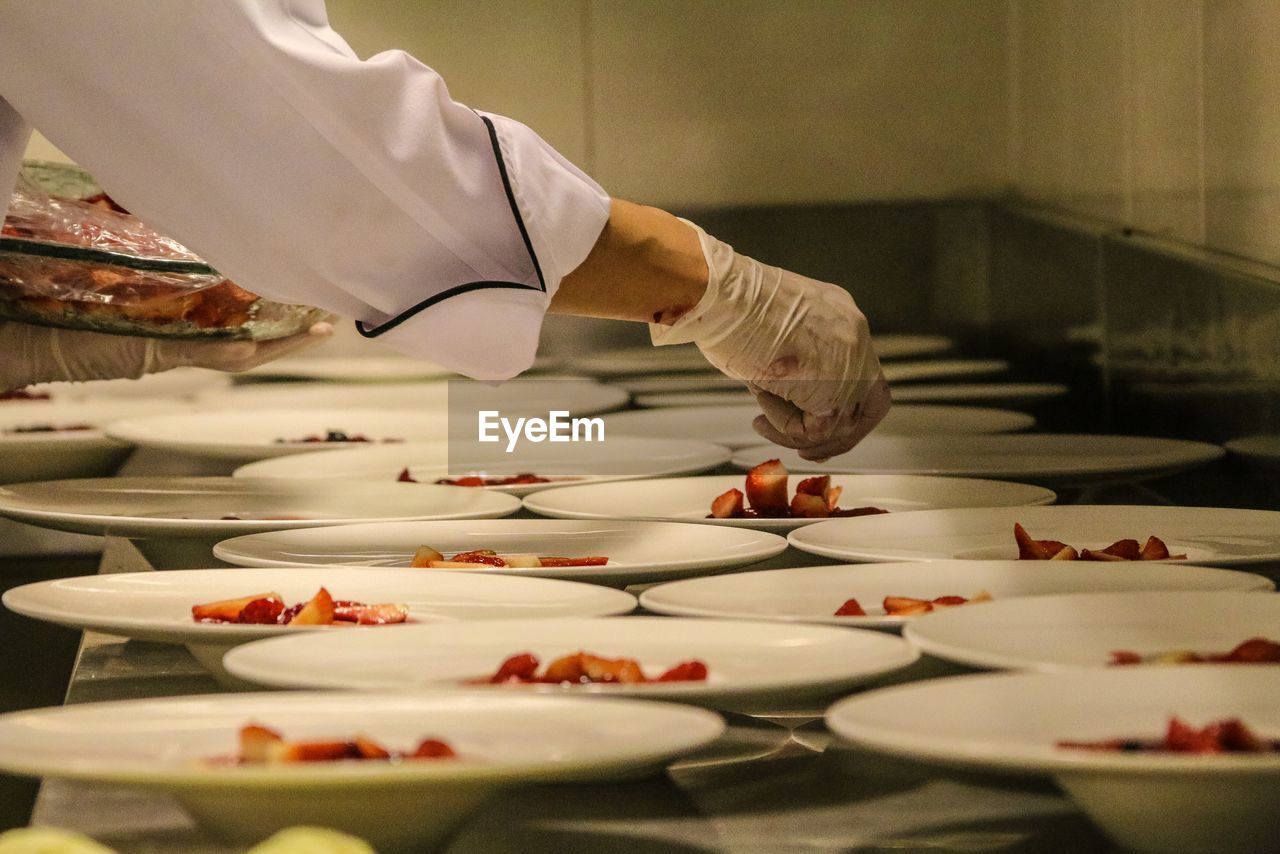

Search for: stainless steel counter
xmin=27 ymin=539 xmax=1111 ymax=853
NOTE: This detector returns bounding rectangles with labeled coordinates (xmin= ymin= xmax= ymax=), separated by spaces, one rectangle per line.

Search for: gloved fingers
xmin=156 ymin=320 xmax=334 ymax=373
xmin=793 ymin=374 xmax=892 ymax=462
xmin=749 ymin=388 xmax=840 ymax=447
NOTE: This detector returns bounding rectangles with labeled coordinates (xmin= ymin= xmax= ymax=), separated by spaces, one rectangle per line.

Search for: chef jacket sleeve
xmin=0 ymin=0 xmax=610 ymax=380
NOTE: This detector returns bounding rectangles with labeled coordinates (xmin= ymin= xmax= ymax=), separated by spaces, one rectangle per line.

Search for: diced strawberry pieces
xmin=331 ymin=602 xmax=409 ymax=625
xmin=710 ymin=488 xmax=745 ymax=519
xmin=930 ymin=595 xmax=969 ymax=607
xmin=410 ymin=545 xmax=445 ymax=568
xmin=1140 ymin=535 xmax=1170 ymax=560
xmin=237 ymin=597 xmax=285 ymax=624
xmin=449 ymin=476 xmax=486 ymax=487
xmin=489 ymin=652 xmax=540 ymax=683
xmin=192 ymin=592 xmax=282 ymax=623
xmin=1097 ymin=538 xmax=1142 ymax=560
xmin=580 ymin=653 xmax=646 ymax=684
xmin=834 ymin=598 xmax=866 ymax=617
xmin=354 ymin=736 xmax=392 ymax=760
xmin=396 ymin=467 xmax=418 ymax=483
xmin=450 ymin=551 xmax=508 ymax=567
xmin=883 ymin=596 xmax=933 ymax=616
xmin=543 ymin=652 xmax=589 ymax=684
xmin=281 ymin=739 xmax=362 ymax=762
xmin=412 ymin=738 xmax=457 ymax=759
xmin=1218 ymin=719 xmax=1267 ymax=751
xmin=744 ymin=459 xmax=789 ymax=516
xmin=536 ymin=556 xmax=609 ymax=567
xmin=795 ymin=475 xmax=830 ymax=497
xmin=1222 ymin=638 xmax=1280 ymax=663
xmin=656 ymin=660 xmax=709 ymax=682
xmin=287 ymin=587 xmax=336 ymax=625
xmin=238 ymin=723 xmax=283 ymax=763
xmin=1109 ymin=650 xmax=1143 ymax=665
xmin=789 ymin=492 xmax=830 ymax=518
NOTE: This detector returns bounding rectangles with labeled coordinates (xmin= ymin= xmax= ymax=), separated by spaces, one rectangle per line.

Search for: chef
xmin=0 ymin=0 xmax=887 ymax=460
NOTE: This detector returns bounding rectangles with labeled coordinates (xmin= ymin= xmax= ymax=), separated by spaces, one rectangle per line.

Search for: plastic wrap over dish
xmin=0 ymin=162 xmax=326 ymax=340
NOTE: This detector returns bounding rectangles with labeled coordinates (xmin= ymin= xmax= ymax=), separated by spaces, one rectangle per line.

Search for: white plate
xmin=639 ymin=562 xmax=1272 ymax=630
xmin=788 ymin=505 xmax=1280 ymax=567
xmin=636 ymin=382 xmax=1071 ymax=409
xmin=522 ymin=474 xmax=1056 ymax=532
xmin=871 ymin=334 xmax=956 ymax=360
xmin=3 ymin=567 xmax=635 ymax=676
xmin=0 ymin=477 xmax=520 ymax=538
xmin=826 ymin=667 xmax=1280 ymax=852
xmin=213 ymin=519 xmax=788 ymax=587
xmin=600 ymin=405 xmax=1033 ymax=448
xmin=905 ymin=591 xmax=1280 ymax=671
xmin=889 ymin=382 xmax=1069 ymax=405
xmin=733 ymin=434 xmax=1225 ymax=485
xmin=569 ymin=345 xmax=712 ymax=377
xmin=881 ymin=359 xmax=1009 ymax=383
xmin=1225 ymin=435 xmax=1280 ymax=473
xmin=223 ymin=616 xmax=918 ymax=711
xmin=0 ymin=399 xmax=192 ymax=484
xmin=233 ymin=437 xmax=732 ymax=497
xmin=198 ymin=378 xmax=628 ymax=418
xmin=238 ymin=355 xmax=455 ymax=382
xmin=26 ymin=368 xmax=233 ymax=401
xmin=0 ymin=691 xmax=723 ymax=852
xmin=105 ymin=409 xmax=449 ymax=462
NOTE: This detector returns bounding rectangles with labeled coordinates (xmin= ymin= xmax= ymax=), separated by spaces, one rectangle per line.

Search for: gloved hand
xmin=651 ymin=221 xmax=890 ymax=461
xmin=0 ymin=319 xmax=333 ymax=390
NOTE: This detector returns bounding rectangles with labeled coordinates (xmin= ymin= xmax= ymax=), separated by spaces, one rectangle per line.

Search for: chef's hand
xmin=651 ymin=221 xmax=890 ymax=461
xmin=0 ymin=319 xmax=333 ymax=390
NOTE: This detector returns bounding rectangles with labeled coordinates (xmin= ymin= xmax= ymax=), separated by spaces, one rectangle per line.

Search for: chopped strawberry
xmin=354 ymin=736 xmax=392 ymax=760
xmin=193 ymin=592 xmax=282 ymax=623
xmin=280 ymin=739 xmax=361 ymax=762
xmin=795 ymin=476 xmax=830 ymax=496
xmin=834 ymin=598 xmax=866 ymax=617
xmin=237 ymin=597 xmax=285 ymax=624
xmin=1013 ymin=523 xmax=1071 ymax=560
xmin=410 ymin=545 xmax=444 ymax=568
xmin=411 ymin=739 xmax=457 ymax=759
xmin=238 ymin=723 xmax=284 ymax=763
xmin=883 ymin=596 xmax=933 ymax=616
xmin=332 ymin=602 xmax=409 ymax=625
xmin=488 ymin=652 xmax=540 ymax=683
xmin=446 ymin=476 xmax=486 ymax=487
xmin=450 ymin=550 xmax=508 ymax=567
xmin=537 ymin=556 xmax=609 ymax=567
xmin=1222 ymin=638 xmax=1280 ymax=663
xmin=789 ymin=492 xmax=830 ymax=518
xmin=656 ymin=660 xmax=709 ymax=682
xmin=1109 ymin=650 xmax=1143 ymax=665
xmin=1095 ymin=538 xmax=1142 ymax=561
xmin=930 ymin=595 xmax=969 ymax=607
xmin=580 ymin=653 xmax=646 ymax=684
xmin=710 ymin=488 xmax=745 ymax=519
xmin=542 ymin=652 xmax=589 ymax=684
xmin=744 ymin=459 xmax=789 ymax=516
xmin=287 ymin=587 xmax=336 ymax=625
xmin=396 ymin=467 xmax=418 ymax=483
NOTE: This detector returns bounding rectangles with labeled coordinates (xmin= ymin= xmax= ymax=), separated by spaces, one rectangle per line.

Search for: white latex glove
xmin=0 ymin=320 xmax=333 ymax=391
xmin=651 ymin=221 xmax=890 ymax=461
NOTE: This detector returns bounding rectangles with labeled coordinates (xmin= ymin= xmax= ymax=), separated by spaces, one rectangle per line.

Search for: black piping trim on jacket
xmin=355 ymin=281 xmax=539 ymax=338
xmin=356 ymin=112 xmax=546 ymax=339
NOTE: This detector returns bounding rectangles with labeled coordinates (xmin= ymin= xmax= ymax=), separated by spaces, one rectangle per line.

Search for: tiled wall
xmin=1009 ymin=0 xmax=1280 ymax=269
xmin=325 ymin=0 xmax=1011 ymax=207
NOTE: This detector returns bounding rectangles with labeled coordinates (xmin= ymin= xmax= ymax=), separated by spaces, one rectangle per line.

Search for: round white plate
xmin=826 ymin=667 xmax=1280 ymax=853
xmin=198 ymin=378 xmax=628 ymax=418
xmin=788 ymin=505 xmax=1280 ymax=567
xmin=872 ymin=334 xmax=956 ymax=360
xmin=639 ymin=562 xmax=1272 ymax=630
xmin=569 ymin=345 xmax=712 ymax=377
xmin=0 ymin=399 xmax=192 ymax=484
xmin=733 ymin=434 xmax=1225 ymax=485
xmin=522 ymin=474 xmax=1056 ymax=532
xmin=881 ymin=359 xmax=1009 ymax=383
xmin=1225 ymin=435 xmax=1280 ymax=473
xmin=2 ymin=567 xmax=636 ymax=646
xmin=0 ymin=691 xmax=723 ymax=851
xmin=233 ymin=437 xmax=732 ymax=497
xmin=600 ymin=405 xmax=1033 ymax=448
xmin=105 ymin=409 xmax=449 ymax=462
xmin=237 ymin=355 xmax=455 ymax=382
xmin=0 ymin=477 xmax=520 ymax=538
xmin=889 ymin=382 xmax=1069 ymax=406
xmin=26 ymin=368 xmax=232 ymax=401
xmin=223 ymin=617 xmax=918 ymax=711
xmin=905 ymin=591 xmax=1280 ymax=671
xmin=213 ymin=519 xmax=788 ymax=587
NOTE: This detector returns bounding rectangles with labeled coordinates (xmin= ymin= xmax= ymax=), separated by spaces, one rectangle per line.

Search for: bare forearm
xmin=549 ymin=199 xmax=708 ymax=325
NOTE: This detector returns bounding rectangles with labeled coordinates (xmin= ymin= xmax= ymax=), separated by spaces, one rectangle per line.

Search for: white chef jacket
xmin=0 ymin=0 xmax=610 ymax=380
